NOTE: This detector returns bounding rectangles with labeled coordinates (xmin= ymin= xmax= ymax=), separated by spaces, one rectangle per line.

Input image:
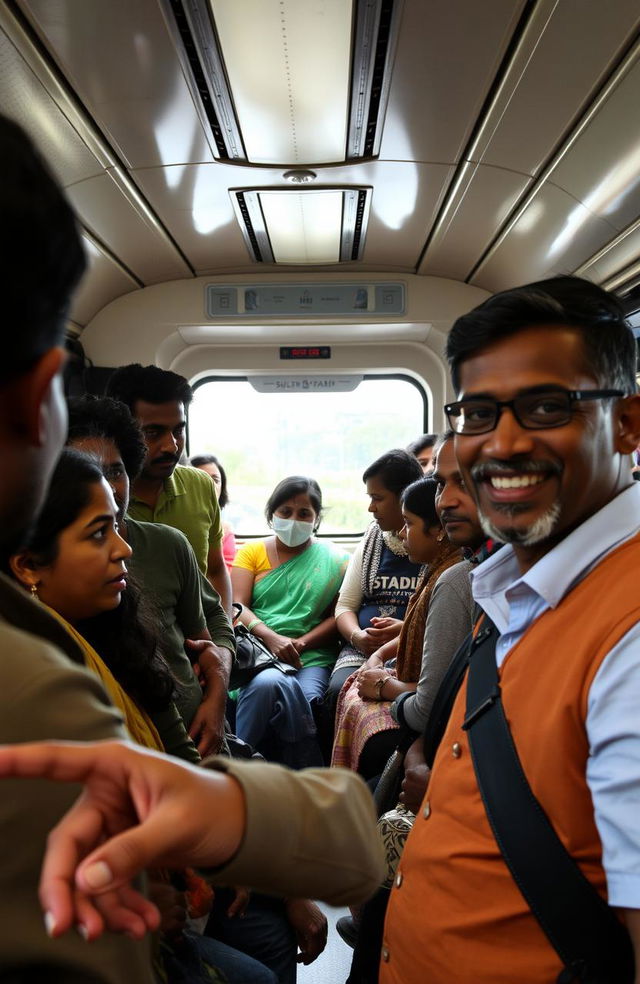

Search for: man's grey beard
xmin=479 ymin=501 xmax=561 ymax=547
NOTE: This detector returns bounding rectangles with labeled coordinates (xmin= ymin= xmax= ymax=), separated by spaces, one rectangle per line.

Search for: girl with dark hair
xmin=331 ymin=479 xmax=461 ymax=779
xmin=231 ymin=475 xmax=349 ymax=768
xmin=191 ymin=453 xmax=237 ymax=570
xmin=322 ymin=450 xmax=425 ymax=741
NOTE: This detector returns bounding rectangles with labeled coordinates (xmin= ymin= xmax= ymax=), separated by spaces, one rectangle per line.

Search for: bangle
xmin=349 ymin=628 xmax=359 ymax=647
xmin=247 ymin=618 xmax=263 ymax=633
xmin=375 ymin=675 xmax=389 ymax=700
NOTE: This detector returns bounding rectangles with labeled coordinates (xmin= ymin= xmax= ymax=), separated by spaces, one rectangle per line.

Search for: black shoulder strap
xmin=421 ymin=620 xmax=475 ymax=768
xmin=464 ymin=618 xmax=634 ymax=984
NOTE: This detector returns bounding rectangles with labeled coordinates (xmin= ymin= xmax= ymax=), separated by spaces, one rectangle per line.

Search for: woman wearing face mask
xmin=230 ymin=476 xmax=349 ymax=767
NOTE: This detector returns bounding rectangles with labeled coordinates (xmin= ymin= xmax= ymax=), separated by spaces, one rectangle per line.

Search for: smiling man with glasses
xmin=380 ymin=276 xmax=640 ymax=983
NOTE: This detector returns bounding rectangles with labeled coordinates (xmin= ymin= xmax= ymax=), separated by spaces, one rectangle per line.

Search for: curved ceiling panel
xmin=470 ymin=183 xmax=618 ymax=292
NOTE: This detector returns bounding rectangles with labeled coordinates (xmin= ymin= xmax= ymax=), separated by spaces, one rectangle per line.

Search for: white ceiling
xmin=2 ymin=0 xmax=640 ymax=329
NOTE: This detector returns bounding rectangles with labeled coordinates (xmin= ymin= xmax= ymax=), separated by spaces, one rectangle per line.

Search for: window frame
xmin=188 ymin=371 xmax=429 ymax=539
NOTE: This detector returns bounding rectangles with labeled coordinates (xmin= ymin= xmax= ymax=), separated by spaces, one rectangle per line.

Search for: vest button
xmin=452 ymin=742 xmax=462 ymax=758
xmin=423 ymin=801 xmax=431 ymax=819
xmin=381 ymin=947 xmax=390 ymax=962
xmin=395 ymin=871 xmax=403 ymax=888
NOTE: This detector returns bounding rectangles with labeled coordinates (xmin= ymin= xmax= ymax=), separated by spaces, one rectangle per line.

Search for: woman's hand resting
xmin=258 ymin=628 xmax=302 ymax=669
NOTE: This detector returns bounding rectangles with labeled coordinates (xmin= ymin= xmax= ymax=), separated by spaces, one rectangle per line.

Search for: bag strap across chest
xmin=463 ymin=617 xmax=634 ymax=984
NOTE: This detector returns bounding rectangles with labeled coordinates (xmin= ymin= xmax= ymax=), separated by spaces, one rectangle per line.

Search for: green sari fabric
xmin=252 ymin=541 xmax=348 ymax=667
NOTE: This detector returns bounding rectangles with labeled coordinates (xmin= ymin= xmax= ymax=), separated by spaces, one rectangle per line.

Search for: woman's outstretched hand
xmin=0 ymin=740 xmax=245 ymax=940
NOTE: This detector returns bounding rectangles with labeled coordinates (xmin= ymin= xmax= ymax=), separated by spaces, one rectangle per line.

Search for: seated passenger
xmin=324 ymin=450 xmax=424 ymax=729
xmin=331 ymin=478 xmax=461 ymax=779
xmin=191 ymin=453 xmax=237 ymax=571
xmin=231 ymin=476 xmax=348 ymax=768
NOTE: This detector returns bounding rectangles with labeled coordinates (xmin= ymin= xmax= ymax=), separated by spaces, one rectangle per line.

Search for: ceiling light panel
xmin=232 ymin=188 xmax=371 ymax=264
xmin=260 ymin=190 xmax=343 ymax=263
xmin=208 ymin=0 xmax=353 ymax=164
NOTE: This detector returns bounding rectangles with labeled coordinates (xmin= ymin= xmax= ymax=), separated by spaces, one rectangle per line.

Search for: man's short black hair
xmin=66 ymin=395 xmax=146 ymax=482
xmin=406 ymin=433 xmax=438 ymax=456
xmin=1 ymin=115 xmax=86 ymax=381
xmin=362 ymin=449 xmax=423 ymax=495
xmin=446 ymin=276 xmax=637 ymax=395
xmin=106 ymin=364 xmax=193 ymax=413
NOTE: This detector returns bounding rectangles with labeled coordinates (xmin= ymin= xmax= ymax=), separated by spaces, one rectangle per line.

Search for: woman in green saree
xmin=231 ymin=476 xmax=348 ymax=767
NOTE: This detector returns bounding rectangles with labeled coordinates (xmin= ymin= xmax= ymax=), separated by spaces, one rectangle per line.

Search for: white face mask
xmin=272 ymin=516 xmax=314 ymax=548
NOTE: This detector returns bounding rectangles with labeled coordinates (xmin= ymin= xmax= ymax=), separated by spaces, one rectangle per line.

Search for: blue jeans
xmin=189 ymin=930 xmax=278 ymax=984
xmin=206 ymin=891 xmax=297 ymax=984
xmin=234 ymin=665 xmax=329 ymax=769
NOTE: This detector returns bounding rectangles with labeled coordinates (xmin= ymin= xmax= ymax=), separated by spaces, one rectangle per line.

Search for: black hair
xmin=190 ymin=453 xmax=229 ymax=508
xmin=18 ymin=448 xmax=175 ymax=713
xmin=106 ymin=364 xmax=193 ymax=413
xmin=1 ymin=116 xmax=86 ymax=381
xmin=265 ymin=476 xmax=323 ymax=528
xmin=362 ymin=449 xmax=423 ymax=496
xmin=66 ymin=395 xmax=147 ymax=482
xmin=401 ymin=478 xmax=440 ymax=532
xmin=431 ymin=430 xmax=454 ymax=466
xmin=406 ymin=433 xmax=438 ymax=456
xmin=446 ymin=276 xmax=637 ymax=394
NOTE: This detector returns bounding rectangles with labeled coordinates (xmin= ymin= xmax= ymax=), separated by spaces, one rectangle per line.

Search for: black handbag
xmin=229 ymin=621 xmax=297 ymax=690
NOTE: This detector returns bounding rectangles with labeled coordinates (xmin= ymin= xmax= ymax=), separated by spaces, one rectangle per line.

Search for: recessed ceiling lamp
xmin=232 ymin=187 xmax=371 ymax=263
xmin=166 ymin=0 xmax=402 ymax=163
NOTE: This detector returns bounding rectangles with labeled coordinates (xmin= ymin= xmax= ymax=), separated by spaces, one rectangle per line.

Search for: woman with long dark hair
xmin=7 ymin=449 xmax=277 ymax=984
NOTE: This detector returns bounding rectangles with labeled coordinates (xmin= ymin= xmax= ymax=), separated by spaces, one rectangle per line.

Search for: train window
xmin=189 ymin=375 xmax=427 ymax=537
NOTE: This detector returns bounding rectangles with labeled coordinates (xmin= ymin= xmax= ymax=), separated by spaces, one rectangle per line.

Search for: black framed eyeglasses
xmin=444 ymin=388 xmax=624 ymax=436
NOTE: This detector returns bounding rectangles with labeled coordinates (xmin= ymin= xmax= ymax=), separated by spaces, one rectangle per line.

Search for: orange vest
xmin=381 ymin=533 xmax=640 ymax=984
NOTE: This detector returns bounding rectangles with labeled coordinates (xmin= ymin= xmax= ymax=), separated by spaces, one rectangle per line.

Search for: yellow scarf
xmin=44 ymin=605 xmax=163 ymax=751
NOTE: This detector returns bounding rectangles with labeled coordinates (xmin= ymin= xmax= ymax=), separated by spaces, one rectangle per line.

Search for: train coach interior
xmin=3 ymin=0 xmax=640 ymax=533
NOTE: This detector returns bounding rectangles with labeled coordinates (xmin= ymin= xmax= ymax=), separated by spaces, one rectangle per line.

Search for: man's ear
xmin=615 ymin=394 xmax=640 ymax=454
xmin=2 ymin=347 xmax=66 ymax=446
xmin=9 ymin=552 xmax=40 ymax=591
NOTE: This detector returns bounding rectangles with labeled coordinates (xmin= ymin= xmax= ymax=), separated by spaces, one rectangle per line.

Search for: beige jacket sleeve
xmin=204 ymin=757 xmax=386 ymax=905
xmin=0 ymin=619 xmax=154 ymax=984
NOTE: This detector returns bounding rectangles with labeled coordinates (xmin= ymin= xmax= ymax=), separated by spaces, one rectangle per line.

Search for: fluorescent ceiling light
xmin=232 ymin=188 xmax=371 ymax=264
xmin=208 ymin=0 xmax=352 ymax=165
xmin=259 ymin=191 xmax=343 ymax=263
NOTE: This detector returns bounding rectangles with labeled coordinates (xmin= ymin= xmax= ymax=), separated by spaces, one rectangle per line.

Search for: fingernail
xmin=44 ymin=911 xmax=57 ymax=937
xmin=77 ymin=924 xmax=89 ymax=942
xmin=83 ymin=860 xmax=113 ymax=889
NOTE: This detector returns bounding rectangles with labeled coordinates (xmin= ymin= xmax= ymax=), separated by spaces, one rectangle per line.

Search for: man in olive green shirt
xmin=106 ymin=364 xmax=233 ymax=616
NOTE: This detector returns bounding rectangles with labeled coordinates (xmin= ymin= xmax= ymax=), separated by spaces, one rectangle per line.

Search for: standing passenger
xmin=382 ymin=276 xmax=640 ymax=983
xmin=0 ymin=114 xmax=155 ymax=981
xmin=406 ymin=433 xmax=437 ymax=474
xmin=106 ymin=364 xmax=232 ymax=616
xmin=191 ymin=453 xmax=237 ymax=571
xmin=66 ymin=396 xmax=235 ymax=755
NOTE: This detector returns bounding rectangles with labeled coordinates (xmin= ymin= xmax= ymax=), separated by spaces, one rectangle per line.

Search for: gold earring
xmin=30 ymin=584 xmax=39 ymax=600
xmin=436 ymin=530 xmax=445 ymax=543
